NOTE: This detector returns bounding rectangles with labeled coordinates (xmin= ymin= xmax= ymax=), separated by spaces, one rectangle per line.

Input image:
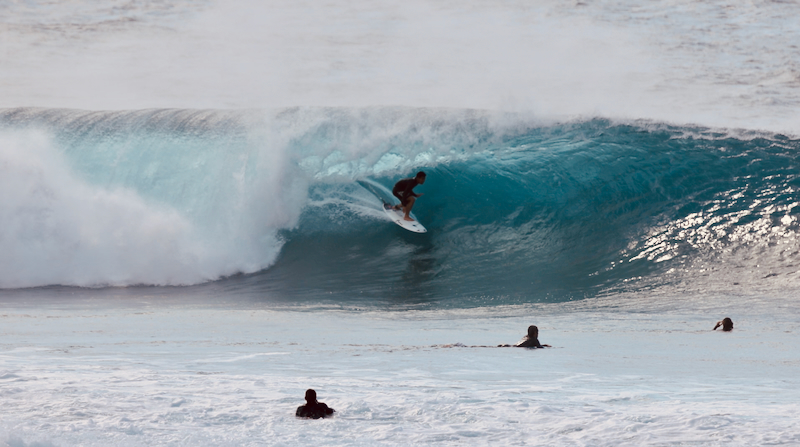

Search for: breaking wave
xmin=2 ymin=107 xmax=800 ymax=304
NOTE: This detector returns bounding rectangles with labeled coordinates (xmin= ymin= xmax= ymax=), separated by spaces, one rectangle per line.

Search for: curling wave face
xmin=2 ymin=107 xmax=799 ymax=306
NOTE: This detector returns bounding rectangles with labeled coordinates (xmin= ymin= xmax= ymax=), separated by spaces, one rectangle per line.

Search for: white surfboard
xmin=383 ymin=203 xmax=427 ymax=233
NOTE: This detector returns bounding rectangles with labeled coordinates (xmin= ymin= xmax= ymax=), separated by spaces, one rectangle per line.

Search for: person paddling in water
xmin=713 ymin=317 xmax=734 ymax=331
xmin=514 ymin=325 xmax=551 ymax=348
xmin=498 ymin=325 xmax=551 ymax=348
xmin=392 ymin=171 xmax=426 ymax=221
xmin=296 ymin=389 xmax=335 ymax=419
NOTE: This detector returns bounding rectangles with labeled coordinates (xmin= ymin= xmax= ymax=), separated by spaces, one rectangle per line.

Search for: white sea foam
xmin=0 ymin=130 xmax=290 ymax=287
xmin=1 ymin=0 xmax=799 ymax=133
xmin=0 ymin=296 xmax=798 ymax=446
xmin=2 ymin=2 xmax=800 ymax=444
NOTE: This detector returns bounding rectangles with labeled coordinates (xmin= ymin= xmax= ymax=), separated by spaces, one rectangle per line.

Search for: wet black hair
xmin=416 ymin=171 xmax=426 ymax=178
xmin=305 ymin=389 xmax=317 ymax=402
xmin=713 ymin=317 xmax=734 ymax=331
xmin=721 ymin=317 xmax=733 ymax=331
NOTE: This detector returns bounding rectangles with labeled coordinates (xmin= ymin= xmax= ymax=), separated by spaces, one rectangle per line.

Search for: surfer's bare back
xmin=392 ymin=171 xmax=426 ymax=221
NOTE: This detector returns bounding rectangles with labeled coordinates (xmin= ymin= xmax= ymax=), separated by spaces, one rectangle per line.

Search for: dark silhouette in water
xmin=296 ymin=389 xmax=335 ymax=419
xmin=514 ymin=325 xmax=551 ymax=348
xmin=498 ymin=325 xmax=551 ymax=348
xmin=713 ymin=317 xmax=734 ymax=331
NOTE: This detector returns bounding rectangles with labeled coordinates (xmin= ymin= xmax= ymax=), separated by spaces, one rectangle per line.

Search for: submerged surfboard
xmin=382 ymin=203 xmax=427 ymax=233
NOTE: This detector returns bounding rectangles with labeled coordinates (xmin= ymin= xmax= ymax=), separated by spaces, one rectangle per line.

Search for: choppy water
xmin=2 ymin=0 xmax=800 ymax=445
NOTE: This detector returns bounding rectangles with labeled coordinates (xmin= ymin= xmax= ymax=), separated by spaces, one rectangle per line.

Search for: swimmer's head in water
xmin=527 ymin=325 xmax=539 ymax=339
xmin=305 ymin=389 xmax=317 ymax=403
xmin=714 ymin=317 xmax=734 ymax=331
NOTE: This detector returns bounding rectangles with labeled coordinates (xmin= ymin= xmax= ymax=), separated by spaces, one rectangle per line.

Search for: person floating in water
xmin=713 ymin=317 xmax=734 ymax=331
xmin=295 ymin=389 xmax=335 ymax=419
xmin=514 ymin=325 xmax=551 ymax=348
xmin=392 ymin=171 xmax=426 ymax=221
xmin=498 ymin=325 xmax=551 ymax=348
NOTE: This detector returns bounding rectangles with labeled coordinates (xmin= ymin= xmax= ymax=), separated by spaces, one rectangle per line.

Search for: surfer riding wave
xmin=392 ymin=171 xmax=426 ymax=221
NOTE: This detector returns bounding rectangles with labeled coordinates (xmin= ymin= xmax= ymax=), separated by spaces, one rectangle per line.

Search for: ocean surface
xmin=2 ymin=0 xmax=800 ymax=445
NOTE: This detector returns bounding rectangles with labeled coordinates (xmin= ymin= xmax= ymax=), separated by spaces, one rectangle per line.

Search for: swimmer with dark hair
xmin=713 ymin=317 xmax=734 ymax=332
xmin=295 ymin=389 xmax=335 ymax=419
xmin=515 ymin=325 xmax=551 ymax=348
xmin=498 ymin=325 xmax=551 ymax=348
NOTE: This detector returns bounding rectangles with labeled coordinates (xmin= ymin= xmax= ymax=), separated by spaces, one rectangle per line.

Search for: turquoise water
xmin=3 ymin=0 xmax=800 ymax=445
xmin=2 ymin=108 xmax=799 ymax=306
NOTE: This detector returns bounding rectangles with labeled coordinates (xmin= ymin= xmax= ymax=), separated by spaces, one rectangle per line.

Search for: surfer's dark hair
xmin=305 ymin=389 xmax=317 ymax=402
xmin=416 ymin=171 xmax=426 ymax=178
